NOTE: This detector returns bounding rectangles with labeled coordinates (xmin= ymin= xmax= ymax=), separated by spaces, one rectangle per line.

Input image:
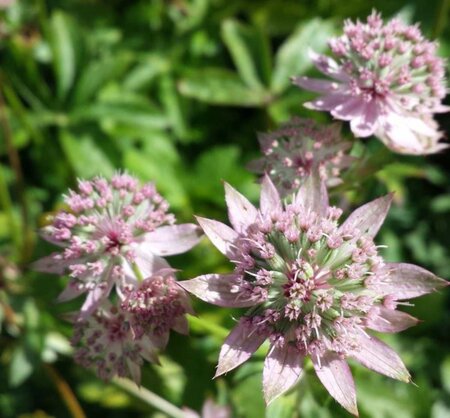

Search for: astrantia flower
xmin=292 ymin=10 xmax=448 ymax=155
xmin=180 ymin=175 xmax=447 ymax=415
xmin=248 ymin=117 xmax=353 ymax=197
xmin=34 ymin=173 xmax=201 ymax=318
xmin=120 ymin=268 xmax=194 ymax=347
xmin=71 ymin=300 xmax=159 ymax=384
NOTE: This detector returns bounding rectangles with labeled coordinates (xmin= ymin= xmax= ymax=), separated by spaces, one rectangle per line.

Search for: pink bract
xmin=292 ymin=10 xmax=448 ymax=155
xmin=180 ymin=175 xmax=447 ymax=415
xmin=33 ymin=173 xmax=202 ymax=319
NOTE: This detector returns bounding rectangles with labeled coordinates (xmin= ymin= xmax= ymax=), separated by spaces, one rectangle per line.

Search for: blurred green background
xmin=0 ymin=0 xmax=449 ymax=417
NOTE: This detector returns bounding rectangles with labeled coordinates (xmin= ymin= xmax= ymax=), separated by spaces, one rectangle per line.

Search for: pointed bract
xmin=313 ymin=352 xmax=358 ymax=416
xmin=366 ymin=307 xmax=419 ymax=333
xmin=179 ymin=274 xmax=263 ymax=308
xmin=350 ymin=333 xmax=410 ymax=382
xmin=373 ymin=263 xmax=448 ymax=299
xmin=294 ymin=175 xmax=328 ymax=217
xmin=196 ymin=216 xmax=238 ymax=257
xmin=224 ymin=182 xmax=258 ymax=232
xmin=339 ymin=194 xmax=392 ymax=238
xmin=143 ymin=224 xmax=202 ymax=256
xmin=263 ymin=343 xmax=303 ymax=404
xmin=215 ymin=319 xmax=267 ymax=377
xmin=260 ymin=175 xmax=282 ymax=216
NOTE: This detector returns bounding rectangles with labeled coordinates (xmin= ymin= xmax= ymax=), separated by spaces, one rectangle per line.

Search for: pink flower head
xmin=71 ymin=300 xmax=159 ymax=384
xmin=34 ymin=173 xmax=202 ymax=319
xmin=120 ymin=268 xmax=194 ymax=344
xmin=248 ymin=117 xmax=354 ymax=197
xmin=292 ymin=10 xmax=449 ymax=155
xmin=180 ymin=175 xmax=447 ymax=415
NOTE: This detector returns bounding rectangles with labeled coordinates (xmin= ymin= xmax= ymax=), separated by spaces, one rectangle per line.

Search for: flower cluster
xmin=180 ymin=175 xmax=447 ymax=415
xmin=249 ymin=117 xmax=353 ymax=197
xmin=293 ymin=10 xmax=448 ymax=154
xmin=35 ymin=173 xmax=201 ymax=382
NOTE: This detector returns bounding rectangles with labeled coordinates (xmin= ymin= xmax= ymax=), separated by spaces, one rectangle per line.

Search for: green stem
xmin=0 ymin=165 xmax=20 ymax=252
xmin=187 ymin=314 xmax=229 ymax=339
xmin=112 ymin=377 xmax=186 ymax=418
xmin=130 ymin=262 xmax=145 ymax=282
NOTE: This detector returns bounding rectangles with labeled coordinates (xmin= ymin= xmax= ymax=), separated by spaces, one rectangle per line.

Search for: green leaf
xmin=72 ymin=52 xmax=133 ymax=106
xmin=59 ymin=131 xmax=115 ymax=178
xmin=178 ymin=68 xmax=271 ymax=107
xmin=124 ymin=135 xmax=188 ymax=210
xmin=49 ymin=12 xmax=77 ymax=101
xmin=221 ymin=19 xmax=271 ymax=89
xmin=9 ymin=346 xmax=34 ymax=387
xmin=441 ymin=356 xmax=450 ymax=394
xmin=189 ymin=145 xmax=259 ymax=206
xmin=271 ymin=19 xmax=335 ymax=93
xmin=265 ymin=389 xmax=297 ymax=418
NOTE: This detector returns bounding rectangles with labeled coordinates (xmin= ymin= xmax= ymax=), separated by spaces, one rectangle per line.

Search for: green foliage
xmin=0 ymin=0 xmax=448 ymax=417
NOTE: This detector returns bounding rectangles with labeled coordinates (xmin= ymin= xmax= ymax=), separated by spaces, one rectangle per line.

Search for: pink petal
xmin=128 ymin=248 xmax=171 ymax=278
xmin=294 ymin=175 xmax=329 ymax=217
xmin=260 ymin=174 xmax=282 ymax=216
xmin=292 ymin=76 xmax=342 ymax=93
xmin=142 ymin=224 xmax=202 ymax=256
xmin=339 ymin=194 xmax=392 ymax=238
xmin=331 ymin=97 xmax=367 ymax=121
xmin=56 ymin=282 xmax=85 ymax=303
xmin=312 ymin=352 xmax=358 ymax=416
xmin=304 ymin=93 xmax=350 ymax=112
xmin=308 ymin=49 xmax=350 ymax=82
xmin=179 ymin=274 xmax=262 ymax=308
xmin=171 ymin=315 xmax=189 ymax=335
xmin=202 ymin=399 xmax=231 ymax=418
xmin=366 ymin=307 xmax=419 ymax=333
xmin=78 ymin=285 xmax=111 ymax=320
xmin=224 ymin=182 xmax=258 ymax=233
xmin=32 ymin=253 xmax=74 ymax=274
xmin=263 ymin=344 xmax=303 ymax=404
xmin=127 ymin=360 xmax=142 ymax=385
xmin=348 ymin=101 xmax=379 ymax=137
xmin=215 ymin=319 xmax=267 ymax=377
xmin=196 ymin=216 xmax=238 ymax=257
xmin=375 ymin=263 xmax=448 ymax=300
xmin=350 ymin=333 xmax=410 ymax=382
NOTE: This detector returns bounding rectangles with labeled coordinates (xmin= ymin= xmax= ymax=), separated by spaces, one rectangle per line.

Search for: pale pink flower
xmin=34 ymin=173 xmax=202 ymax=319
xmin=292 ymin=10 xmax=448 ymax=155
xmin=71 ymin=269 xmax=193 ymax=382
xmin=71 ymin=300 xmax=159 ymax=384
xmin=180 ymin=175 xmax=447 ymax=415
xmin=248 ymin=117 xmax=354 ymax=197
xmin=120 ymin=268 xmax=194 ymax=346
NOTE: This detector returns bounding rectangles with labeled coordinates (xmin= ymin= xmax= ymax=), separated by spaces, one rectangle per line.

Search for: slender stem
xmin=0 ymin=165 xmax=20 ymax=251
xmin=44 ymin=364 xmax=87 ymax=418
xmin=0 ymin=81 xmax=32 ymax=262
xmin=112 ymin=377 xmax=186 ymax=418
xmin=130 ymin=261 xmax=145 ymax=282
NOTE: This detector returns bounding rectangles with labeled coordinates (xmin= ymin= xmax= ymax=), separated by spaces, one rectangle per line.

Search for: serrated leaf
xmin=221 ymin=19 xmax=271 ymax=89
xmin=178 ymin=68 xmax=271 ymax=107
xmin=272 ymin=19 xmax=335 ymax=93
